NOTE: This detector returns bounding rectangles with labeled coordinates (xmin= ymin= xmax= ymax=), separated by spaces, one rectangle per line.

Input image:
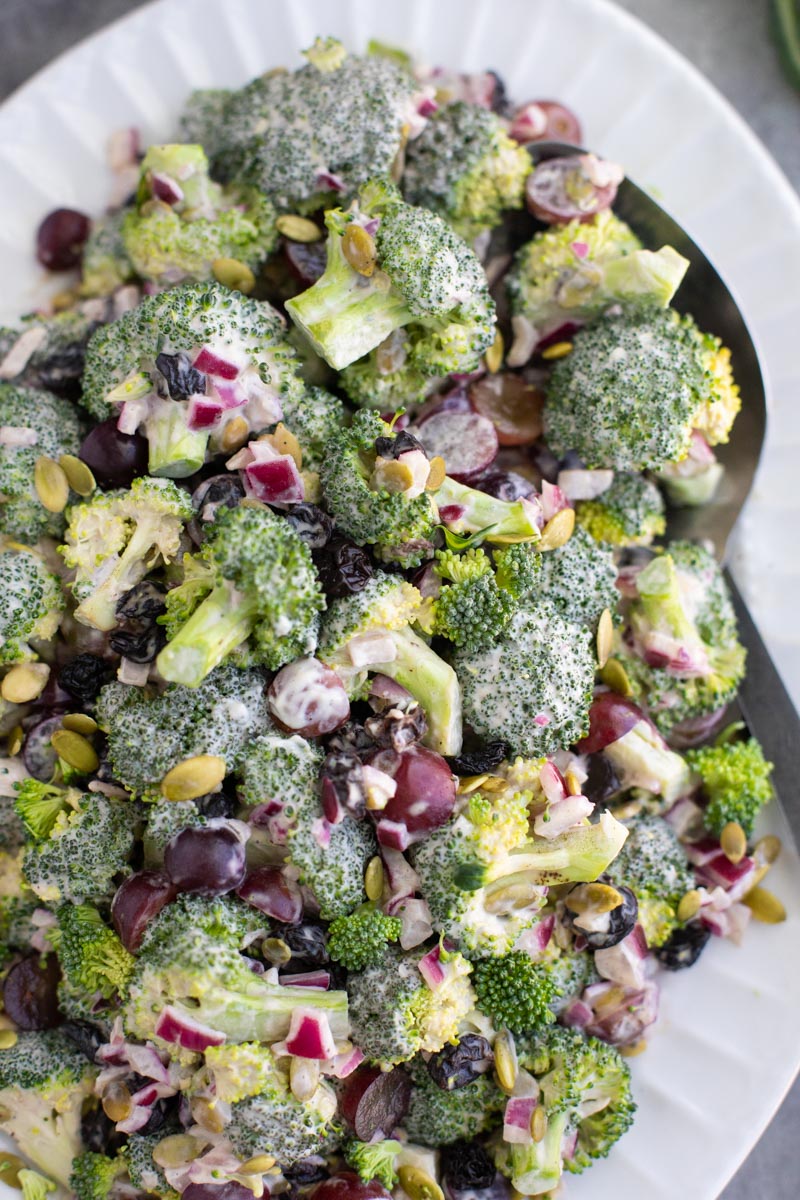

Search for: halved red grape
xmin=284 ymin=239 xmax=327 ymax=286
xmin=310 ymin=1177 xmax=392 ymax=1200
xmin=236 ymin=867 xmax=303 ymax=924
xmin=183 ymin=1184 xmax=256 ymax=1200
xmin=338 ymin=1064 xmax=412 ymax=1141
xmin=510 ymin=99 xmax=582 ymax=145
xmin=577 ymin=693 xmax=644 ymax=755
xmin=3 ymin=954 xmax=62 ymax=1030
xmin=23 ymin=715 xmax=63 ymax=781
xmin=367 ymin=744 xmax=456 ymax=837
xmin=111 ymin=871 xmax=178 ymax=952
xmin=79 ymin=419 xmax=149 ymax=489
xmin=526 ymin=156 xmax=618 ymax=224
xmin=165 ymin=826 xmax=247 ymax=897
xmin=469 ymin=373 xmax=545 ymax=446
xmin=268 ymin=658 xmax=350 ymax=737
xmin=36 ymin=208 xmax=90 ymax=271
xmin=415 ymin=410 xmax=498 ymax=482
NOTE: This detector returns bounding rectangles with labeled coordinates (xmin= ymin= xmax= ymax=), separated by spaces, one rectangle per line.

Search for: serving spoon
xmin=527 ymin=142 xmax=800 ymax=844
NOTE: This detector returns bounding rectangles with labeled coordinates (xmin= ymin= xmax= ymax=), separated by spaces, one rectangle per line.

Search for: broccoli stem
xmin=145 ymin=398 xmax=209 ymax=478
xmin=157 ymin=581 xmax=257 ymax=687
xmin=511 ymin=1108 xmax=568 ymax=1195
xmin=382 ymin=627 xmax=463 ymax=755
xmin=76 ymin=518 xmax=170 ymax=631
xmin=435 ymin=477 xmax=540 ymax=543
xmin=175 ymin=976 xmax=350 ymax=1045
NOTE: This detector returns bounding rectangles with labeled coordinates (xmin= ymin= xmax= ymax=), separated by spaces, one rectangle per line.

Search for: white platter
xmin=1 ymin=2 xmax=799 ymax=1198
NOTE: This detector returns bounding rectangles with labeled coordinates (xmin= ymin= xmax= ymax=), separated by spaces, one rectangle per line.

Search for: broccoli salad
xmin=0 ymin=34 xmax=783 ymax=1200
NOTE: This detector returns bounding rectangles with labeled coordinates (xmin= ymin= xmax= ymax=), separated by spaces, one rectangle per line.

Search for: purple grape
xmin=36 ymin=208 xmax=90 ymax=270
xmin=79 ymin=419 xmax=148 ymax=488
xmin=164 ymin=826 xmax=247 ymax=896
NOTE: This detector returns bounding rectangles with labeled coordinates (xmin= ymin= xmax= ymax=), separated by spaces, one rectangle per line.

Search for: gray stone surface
xmin=0 ymin=0 xmax=797 ymax=1196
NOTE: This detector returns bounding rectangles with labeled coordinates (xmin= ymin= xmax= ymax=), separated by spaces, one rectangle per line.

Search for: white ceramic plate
xmin=1 ymin=2 xmax=799 ymax=1198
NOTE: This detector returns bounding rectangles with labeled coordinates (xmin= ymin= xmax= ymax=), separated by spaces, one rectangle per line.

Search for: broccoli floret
xmin=81 ymin=281 xmax=301 ymax=477
xmin=277 ymin=385 xmax=348 ymax=471
xmin=157 ymin=504 xmax=323 ymax=686
xmin=239 ymin=727 xmax=321 ymax=812
xmin=285 ymin=794 xmax=376 ymax=922
xmin=455 ymin=603 xmax=595 ymax=757
xmin=535 ymin=526 xmax=618 ymax=630
xmin=226 ymin=1072 xmax=340 ymax=1167
xmin=576 ymin=472 xmax=666 ymax=547
xmin=53 ymin=903 xmax=135 ymax=1000
xmin=318 ymin=569 xmax=462 ymax=755
xmin=202 ymin=1041 xmax=280 ymax=1104
xmin=620 ymin=542 xmax=746 ymax=735
xmin=685 ymin=738 xmax=773 ymax=837
xmin=328 ymin=903 xmax=402 ymax=971
xmin=96 ymin=664 xmax=269 ymax=799
xmin=157 ymin=552 xmax=216 ymax=641
xmin=17 ymin=1170 xmax=56 ymax=1200
xmin=319 ymin=410 xmax=438 ymax=565
xmin=120 ymin=143 xmax=277 ymax=285
xmin=142 ymin=798 xmax=205 ymax=865
xmin=432 ymin=548 xmax=518 ymax=652
xmin=339 ymin=334 xmax=440 ymax=410
xmin=60 ymin=477 xmax=192 ymax=631
xmin=507 ymin=210 xmax=687 ymax=357
xmin=348 ymin=946 xmax=476 ymax=1066
xmin=285 ymin=179 xmax=495 ymax=373
xmin=22 ymin=792 xmax=137 ymax=905
xmin=403 ymin=1069 xmax=504 ymax=1146
xmin=124 ymin=893 xmax=349 ymax=1048
xmin=403 ymin=101 xmax=531 ymax=240
xmin=125 ymin=1133 xmax=176 ymax=1200
xmin=0 ymin=548 xmax=64 ymax=664
xmin=545 ymin=946 xmax=600 ymax=1014
xmin=683 ymin=317 xmax=741 ymax=446
xmin=0 ymin=307 xmax=101 ymax=396
xmin=492 ymin=541 xmax=543 ymax=599
xmin=13 ymin=779 xmax=75 ymax=840
xmin=0 ymin=384 xmax=83 ymax=540
xmin=493 ymin=1027 xmax=635 ymax=1194
xmin=180 ymin=45 xmax=420 ymax=212
xmin=344 ymin=1138 xmax=403 ymax=1189
xmin=604 ymin=813 xmax=694 ymax=948
xmin=545 ymin=307 xmax=738 ymax=472
xmin=0 ymin=1030 xmax=96 ymax=1186
xmin=80 ymin=211 xmax=134 ymax=296
xmin=474 ymin=951 xmax=559 ymax=1034
xmin=0 ymin=789 xmax=26 ymax=854
xmin=69 ymin=1152 xmax=128 ymax=1200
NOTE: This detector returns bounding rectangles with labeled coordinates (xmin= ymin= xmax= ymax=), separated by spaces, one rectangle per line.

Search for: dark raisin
xmin=140 ymin=1097 xmax=174 ymax=1135
xmin=654 ymin=922 xmax=712 ymax=971
xmin=61 ymin=1019 xmax=106 ymax=1061
xmin=23 ymin=716 xmax=63 ymax=781
xmin=195 ymin=791 xmax=237 ymax=819
xmin=109 ymin=624 xmax=166 ymax=663
xmin=446 ymin=741 xmax=510 ymax=776
xmin=59 ymin=654 xmax=114 ymax=704
xmin=488 ymin=69 xmax=511 ymax=116
xmin=582 ymin=754 xmax=622 ymax=807
xmin=81 ymin=1106 xmax=124 ymax=1155
xmin=364 ymin=703 xmax=428 ymax=752
xmin=315 ymin=539 xmax=373 ymax=597
xmin=276 ymin=923 xmax=329 ymax=968
xmin=190 ymin=473 xmax=245 ymax=525
xmin=3 ymin=954 xmax=62 ymax=1030
xmin=116 ymin=581 xmax=167 ymax=621
xmin=477 ymin=471 xmax=536 ymax=502
xmin=284 ymin=503 xmax=334 ymax=549
xmin=284 ymin=238 xmax=327 ymax=286
xmin=374 ymin=430 xmax=425 ymax=459
xmin=441 ymin=1140 xmax=497 ymax=1191
xmin=320 ymin=749 xmax=366 ymax=820
xmin=326 ymin=721 xmax=374 ymax=757
xmin=564 ymin=882 xmax=638 ymax=950
xmin=283 ymin=1159 xmax=327 ymax=1183
xmin=155 ymin=351 xmax=206 ymax=400
xmin=427 ymin=1035 xmax=493 ymax=1090
xmin=559 ymin=449 xmax=585 ymax=470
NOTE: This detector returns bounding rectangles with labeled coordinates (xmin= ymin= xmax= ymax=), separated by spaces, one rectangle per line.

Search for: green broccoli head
xmin=686 ymin=737 xmax=773 ymax=837
xmin=124 ymin=1133 xmax=175 ymax=1200
xmin=60 ymin=476 xmax=192 ymax=631
xmin=339 ymin=334 xmax=441 ymax=410
xmin=13 ymin=779 xmax=76 ymax=840
xmin=0 ymin=308 xmax=99 ymax=394
xmin=403 ymin=101 xmax=531 ymax=241
xmin=80 ymin=210 xmax=134 ymax=296
xmin=492 ymin=541 xmax=543 ymax=599
xmin=157 ymin=503 xmax=324 ymax=687
xmin=433 ymin=474 xmax=542 ymax=545
xmin=455 ymin=602 xmax=595 ymax=757
xmin=402 ymin=1068 xmax=505 ymax=1146
xmin=473 ymin=950 xmax=559 ymax=1034
xmin=576 ymin=471 xmax=666 ymax=547
xmin=318 ymin=568 xmax=462 ymax=755
xmin=0 ymin=384 xmax=83 ymax=541
xmin=681 ymin=316 xmax=741 ymax=447
xmin=432 ymin=547 xmax=519 ymax=652
xmin=328 ymin=903 xmax=402 ymax=971
xmin=494 ymin=1026 xmax=635 ymax=1194
xmin=22 ymin=792 xmax=138 ymax=905
xmin=0 ymin=1030 xmax=96 ymax=1187
xmin=348 ymin=946 xmax=476 ymax=1066
xmin=507 ymin=210 xmax=687 ymax=357
xmin=344 ymin=1138 xmax=403 ymax=1189
xmin=238 ymin=728 xmax=322 ymax=814
xmin=277 ymin=385 xmax=348 ymax=472
xmin=69 ymin=1152 xmax=128 ymax=1200
xmin=286 ymin=797 xmax=377 ymax=921
xmin=81 ymin=281 xmax=302 ymax=477
xmin=285 ymin=179 xmax=495 ymax=373
xmin=544 ymin=307 xmax=731 ymax=472
xmin=226 ymin=1070 xmax=340 ymax=1167
xmin=535 ymin=526 xmax=618 ymax=630
xmin=95 ymin=664 xmax=270 ymax=799
xmin=17 ymin=1169 xmax=56 ymax=1200
xmin=0 ymin=547 xmax=64 ymax=664
xmin=53 ymin=902 xmax=135 ymax=1000
xmin=180 ymin=45 xmax=419 ymax=211
xmin=604 ymin=813 xmax=694 ymax=947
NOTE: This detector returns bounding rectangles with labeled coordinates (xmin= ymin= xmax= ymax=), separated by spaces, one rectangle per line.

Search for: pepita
xmin=191 ymin=1095 xmax=227 ymax=1133
xmin=425 ymin=455 xmax=446 ymax=491
xmin=289 ymin=1055 xmax=320 ymax=1103
xmin=485 ymin=329 xmax=504 ymax=374
xmin=342 ymin=224 xmax=377 ymax=276
xmin=565 ymin=882 xmax=623 ymax=915
xmin=262 ymin=937 xmax=292 ymax=966
xmin=601 ymin=658 xmax=633 ymax=697
xmin=62 ymin=713 xmax=98 ymax=736
xmin=677 ymin=889 xmax=703 ymax=923
xmin=457 ymin=774 xmax=490 ymax=795
xmin=619 ymin=1039 xmax=647 ymax=1058
xmin=269 ymin=422 xmax=303 ymax=468
xmin=301 ymin=470 xmax=322 ymax=502
xmin=220 ymin=415 xmax=250 ymax=454
xmin=365 ymin=856 xmax=385 ymax=902
xmin=610 ymin=797 xmax=642 ymax=822
xmin=397 ymin=1165 xmax=444 ymax=1200
xmin=50 ymin=729 xmax=99 ymax=775
xmin=485 ymin=881 xmax=541 ymax=913
xmin=161 ymin=754 xmax=226 ymax=801
xmin=1 ymin=662 xmax=50 ymax=704
xmin=531 ymin=1104 xmax=547 ymax=1143
xmin=212 ymin=257 xmax=256 ymax=294
xmin=275 ymin=214 xmax=322 ymax=243
xmin=0 ymin=1031 xmax=18 ymax=1050
xmin=34 ymin=456 xmax=69 ymax=513
xmin=540 ymin=340 xmax=573 ymax=360
xmin=596 ymin=608 xmax=614 ymax=668
xmin=0 ymin=1152 xmax=25 ymax=1188
xmin=753 ymin=834 xmax=782 ymax=866
xmin=153 ymin=1134 xmax=199 ymax=1169
xmin=238 ymin=1155 xmax=277 ymax=1174
xmin=564 ymin=767 xmax=583 ymax=797
xmin=102 ymin=1081 xmax=132 ymax=1123
xmin=373 ymin=458 xmax=414 ymax=493
xmin=539 ymin=506 xmax=575 ymax=551
xmin=720 ymin=820 xmax=747 ymax=864
xmin=494 ymin=1029 xmax=518 ymax=1093
xmin=743 ymin=885 xmax=786 ymax=924
xmin=58 ymin=453 xmax=95 ymax=496
xmin=6 ymin=725 xmax=23 ymax=757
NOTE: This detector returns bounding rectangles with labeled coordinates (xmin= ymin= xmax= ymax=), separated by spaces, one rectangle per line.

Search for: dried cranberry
xmin=582 ymin=754 xmax=621 ymax=807
xmin=654 ymin=922 xmax=712 ymax=971
xmin=374 ymin=430 xmax=425 ymax=459
xmin=446 ymin=741 xmax=510 ymax=776
xmin=36 ymin=208 xmax=90 ymax=270
xmin=427 ymin=1035 xmax=493 ymax=1090
xmin=315 ymin=539 xmax=373 ymax=597
xmin=155 ymin=351 xmax=206 ymax=401
xmin=116 ymin=581 xmax=167 ymax=622
xmin=441 ymin=1141 xmax=497 ymax=1191
xmin=109 ymin=624 xmax=166 ymax=663
xmin=321 ymin=749 xmax=366 ymax=820
xmin=58 ymin=653 xmax=114 ymax=704
xmin=364 ymin=703 xmax=427 ymax=752
xmin=284 ymin=503 xmax=334 ymax=549
xmin=61 ymin=1019 xmax=106 ymax=1061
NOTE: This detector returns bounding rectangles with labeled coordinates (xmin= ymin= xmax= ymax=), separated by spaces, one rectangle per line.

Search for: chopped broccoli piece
xmin=69 ymin=1152 xmax=128 ymax=1200
xmin=22 ymin=792 xmax=138 ymax=905
xmin=53 ymin=903 xmax=135 ymax=999
xmin=434 ymin=474 xmax=542 ymax=544
xmin=604 ymin=813 xmax=694 ymax=948
xmin=125 ymin=1133 xmax=176 ymax=1200
xmin=157 ymin=503 xmax=323 ymax=686
xmin=238 ymin=729 xmax=321 ymax=815
xmin=535 ymin=526 xmax=618 ymax=629
xmin=285 ymin=794 xmax=376 ymax=922
xmin=0 ymin=547 xmax=64 ymax=664
xmin=686 ymin=738 xmax=773 ymax=837
xmin=277 ymin=384 xmax=348 ymax=471
xmin=226 ymin=1065 xmax=340 ymax=1167
xmin=328 ymin=904 xmax=402 ymax=971
xmin=80 ymin=211 xmax=134 ymax=296
xmin=17 ymin=1170 xmax=55 ymax=1200
xmin=339 ymin=334 xmax=440 ymax=410
xmin=493 ymin=541 xmax=543 ymax=599
xmin=403 ymin=1069 xmax=504 ymax=1146
xmin=202 ymin=1041 xmax=281 ymax=1104
xmin=344 ymin=1138 xmax=403 ymax=1188
xmin=13 ymin=780 xmax=74 ymax=840
xmin=0 ymin=308 xmax=100 ymax=396
xmin=432 ymin=547 xmax=519 ymax=652
xmin=473 ymin=951 xmax=559 ymax=1034
xmin=576 ymin=471 xmax=666 ymax=547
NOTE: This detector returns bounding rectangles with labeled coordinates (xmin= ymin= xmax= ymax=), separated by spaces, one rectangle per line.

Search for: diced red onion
xmin=560 ymin=998 xmax=593 ymax=1029
xmin=504 ymin=1096 xmax=538 ymax=1144
xmin=115 ymin=1104 xmax=152 ymax=1134
xmin=396 ymin=898 xmax=434 ymax=949
xmin=594 ymin=924 xmax=649 ymax=988
xmin=150 ymin=172 xmax=184 ymax=205
xmin=539 ymin=759 xmax=568 ymax=805
xmin=282 ymin=1008 xmax=337 ymax=1060
xmin=117 ymin=395 xmax=151 ymax=434
xmin=245 ymin=455 xmax=304 ymax=505
xmin=126 ymin=1043 xmax=171 ymax=1083
xmin=663 ymin=796 xmax=704 ymax=838
xmin=330 ymin=1045 xmax=365 ymax=1078
xmin=280 ymin=971 xmax=331 ymax=990
xmin=0 ymin=424 xmax=39 ymax=447
xmin=533 ymin=793 xmax=593 ymax=839
xmin=310 ymin=816 xmax=332 ymax=849
xmin=515 ymin=914 xmax=555 ymax=959
xmin=539 ymin=478 xmax=571 ymax=522
xmin=193 ymin=346 xmax=240 ymax=379
xmin=572 ymin=240 xmax=589 ymax=259
xmin=347 ymin=631 xmax=397 ymax=668
xmin=641 ymin=630 xmax=710 ymax=676
xmin=696 ymin=853 xmax=756 ymax=900
xmin=187 ymin=395 xmax=224 ymax=431
xmin=509 ymin=102 xmax=548 ymax=143
xmin=438 ymin=504 xmax=467 ymax=524
xmin=683 ymin=836 xmax=723 ymax=867
xmin=418 ymin=945 xmax=447 ymax=991
xmin=381 ymin=847 xmax=420 ymax=903
xmin=154 ymin=1006 xmax=226 ymax=1052
xmin=583 ymin=978 xmax=659 ymax=1046
xmin=376 ymin=819 xmax=411 ymax=851
xmin=579 ymin=153 xmax=624 ymax=188
xmin=316 ymin=170 xmax=345 ymax=192
xmin=369 ymin=675 xmax=416 ymax=707
xmin=0 ymin=325 xmax=47 ymax=379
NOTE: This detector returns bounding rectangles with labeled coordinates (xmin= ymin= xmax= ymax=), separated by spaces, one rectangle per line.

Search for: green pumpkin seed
xmin=50 ymin=729 xmax=99 ymax=775
xmin=59 ymin=454 xmax=96 ymax=496
xmin=34 ymin=455 xmax=69 ymax=512
xmin=161 ymin=754 xmax=226 ymax=801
